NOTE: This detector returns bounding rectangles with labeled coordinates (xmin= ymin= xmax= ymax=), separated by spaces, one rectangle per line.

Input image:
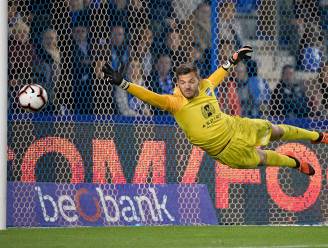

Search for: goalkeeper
xmin=102 ymin=46 xmax=327 ymax=176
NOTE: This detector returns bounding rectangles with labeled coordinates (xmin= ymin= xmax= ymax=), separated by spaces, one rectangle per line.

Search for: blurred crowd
xmin=7 ymin=0 xmax=328 ymax=120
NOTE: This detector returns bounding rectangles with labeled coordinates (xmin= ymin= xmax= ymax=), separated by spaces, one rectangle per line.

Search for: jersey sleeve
xmin=127 ymin=83 xmax=182 ymax=113
xmin=207 ymin=67 xmax=229 ymax=88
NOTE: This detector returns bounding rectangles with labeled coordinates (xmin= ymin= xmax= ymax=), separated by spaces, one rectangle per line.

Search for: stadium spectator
xmin=246 ymin=60 xmax=271 ymax=116
xmin=9 ymin=0 xmax=31 ymax=25
xmin=305 ymin=62 xmax=328 ymax=118
xmin=93 ymin=60 xmax=116 ymax=115
xmin=8 ymin=1 xmax=23 ymax=29
xmin=162 ymin=30 xmax=188 ymax=69
xmin=151 ymin=54 xmax=174 ymax=116
xmin=163 ymin=31 xmax=181 ymax=57
xmin=113 ymin=57 xmax=153 ymax=117
xmin=230 ymin=61 xmax=270 ymax=118
xmin=128 ymin=0 xmax=150 ymax=30
xmin=98 ymin=24 xmax=130 ymax=116
xmin=29 ymin=0 xmax=52 ymax=52
xmin=217 ymin=74 xmax=240 ymax=116
xmin=148 ymin=0 xmax=174 ymax=48
xmin=256 ymin=0 xmax=277 ymax=41
xmin=306 ymin=89 xmax=327 ymax=119
xmin=292 ymin=1 xmax=326 ymax=71
xmin=218 ymin=1 xmax=245 ymax=49
xmin=270 ymin=65 xmax=310 ymax=119
xmin=130 ymin=26 xmax=154 ymax=81
xmin=277 ymin=0 xmax=299 ymax=51
xmin=32 ymin=29 xmax=62 ymax=114
xmin=110 ymin=24 xmax=130 ymax=114
xmin=8 ymin=20 xmax=33 ymax=86
xmin=110 ymin=25 xmax=129 ymax=70
xmin=218 ymin=39 xmax=235 ymax=64
xmin=234 ymin=62 xmax=255 ymax=117
xmin=71 ymin=23 xmax=93 ymax=115
xmin=128 ymin=0 xmax=151 ymax=63
xmin=215 ymin=40 xmax=237 ymax=114
xmin=297 ymin=26 xmax=326 ymax=72
xmin=190 ymin=42 xmax=202 ymax=64
xmin=190 ymin=42 xmax=211 ymax=78
xmin=70 ymin=0 xmax=91 ymax=27
xmin=151 ymin=54 xmax=174 ymax=95
xmin=114 ymin=64 xmax=138 ymax=117
xmin=8 ymin=20 xmax=34 ymax=114
xmin=190 ymin=2 xmax=211 ymax=56
xmin=126 ymin=59 xmax=152 ymax=116
xmin=108 ymin=0 xmax=128 ymax=30
xmin=93 ymin=24 xmax=129 ymax=115
xmin=172 ymin=0 xmax=203 ymax=21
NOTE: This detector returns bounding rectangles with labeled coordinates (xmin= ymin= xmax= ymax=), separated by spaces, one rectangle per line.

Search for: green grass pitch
xmin=1 ymin=226 xmax=328 ymax=248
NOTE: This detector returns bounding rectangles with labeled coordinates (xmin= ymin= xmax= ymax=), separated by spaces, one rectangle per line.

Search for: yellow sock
xmin=264 ymin=150 xmax=298 ymax=168
xmin=278 ymin=124 xmax=319 ymax=141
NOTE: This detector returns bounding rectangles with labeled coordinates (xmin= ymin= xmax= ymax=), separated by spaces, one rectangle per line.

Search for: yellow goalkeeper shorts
xmin=217 ymin=117 xmax=272 ymax=169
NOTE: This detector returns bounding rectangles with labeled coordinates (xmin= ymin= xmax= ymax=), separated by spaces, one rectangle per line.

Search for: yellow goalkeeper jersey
xmin=127 ymin=67 xmax=236 ymax=159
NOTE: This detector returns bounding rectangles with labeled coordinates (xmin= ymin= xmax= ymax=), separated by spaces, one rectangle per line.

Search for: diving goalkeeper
xmin=102 ymin=46 xmax=327 ymax=176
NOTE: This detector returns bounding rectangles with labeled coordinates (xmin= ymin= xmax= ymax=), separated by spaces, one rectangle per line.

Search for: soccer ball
xmin=18 ymin=84 xmax=48 ymax=112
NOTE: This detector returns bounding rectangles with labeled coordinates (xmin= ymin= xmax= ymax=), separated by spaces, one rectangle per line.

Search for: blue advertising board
xmin=7 ymin=182 xmax=218 ymax=227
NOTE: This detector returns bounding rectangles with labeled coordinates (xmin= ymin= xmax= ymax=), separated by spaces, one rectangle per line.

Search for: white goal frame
xmin=0 ymin=0 xmax=8 ymax=230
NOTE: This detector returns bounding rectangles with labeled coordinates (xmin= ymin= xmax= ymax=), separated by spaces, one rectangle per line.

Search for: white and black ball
xmin=18 ymin=84 xmax=48 ymax=112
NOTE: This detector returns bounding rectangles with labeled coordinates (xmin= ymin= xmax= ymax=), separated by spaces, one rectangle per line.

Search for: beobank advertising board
xmin=7 ymin=120 xmax=328 ymax=226
xmin=7 ymin=183 xmax=217 ymax=226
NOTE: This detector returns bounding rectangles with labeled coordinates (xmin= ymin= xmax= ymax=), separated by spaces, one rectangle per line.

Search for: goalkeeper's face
xmin=177 ymin=72 xmax=200 ymax=99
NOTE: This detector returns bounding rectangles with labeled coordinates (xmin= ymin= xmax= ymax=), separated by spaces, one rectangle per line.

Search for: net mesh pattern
xmin=7 ymin=0 xmax=328 ymax=226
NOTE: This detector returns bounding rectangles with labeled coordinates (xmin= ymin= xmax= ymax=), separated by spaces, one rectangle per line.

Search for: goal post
xmin=0 ymin=0 xmax=8 ymax=230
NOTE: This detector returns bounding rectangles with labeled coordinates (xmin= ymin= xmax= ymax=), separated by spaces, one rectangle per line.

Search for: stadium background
xmin=6 ymin=0 xmax=328 ymax=227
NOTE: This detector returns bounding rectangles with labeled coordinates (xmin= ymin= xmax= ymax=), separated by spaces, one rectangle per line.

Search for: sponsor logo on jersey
xmin=201 ymin=103 xmax=215 ymax=119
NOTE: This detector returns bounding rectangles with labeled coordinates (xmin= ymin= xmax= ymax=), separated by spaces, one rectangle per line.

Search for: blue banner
xmin=7 ymin=182 xmax=218 ymax=227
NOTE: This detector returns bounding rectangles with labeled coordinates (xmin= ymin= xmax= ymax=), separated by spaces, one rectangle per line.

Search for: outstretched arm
xmin=207 ymin=67 xmax=229 ymax=88
xmin=208 ymin=46 xmax=253 ymax=88
xmin=102 ymin=63 xmax=180 ymax=113
xmin=127 ymin=83 xmax=179 ymax=112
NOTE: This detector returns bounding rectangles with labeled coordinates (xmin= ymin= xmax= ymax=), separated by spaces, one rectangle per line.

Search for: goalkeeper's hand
xmin=102 ymin=62 xmax=130 ymax=90
xmin=222 ymin=45 xmax=253 ymax=71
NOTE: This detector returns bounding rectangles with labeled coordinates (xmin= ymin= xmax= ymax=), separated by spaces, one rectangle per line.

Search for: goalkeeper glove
xmin=102 ymin=62 xmax=130 ymax=90
xmin=222 ymin=45 xmax=253 ymax=71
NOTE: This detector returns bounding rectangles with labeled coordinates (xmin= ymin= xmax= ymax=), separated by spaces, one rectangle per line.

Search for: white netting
xmin=7 ymin=0 xmax=328 ymax=226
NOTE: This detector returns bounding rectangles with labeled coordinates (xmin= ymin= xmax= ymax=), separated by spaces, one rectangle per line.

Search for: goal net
xmin=7 ymin=0 xmax=328 ymax=226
